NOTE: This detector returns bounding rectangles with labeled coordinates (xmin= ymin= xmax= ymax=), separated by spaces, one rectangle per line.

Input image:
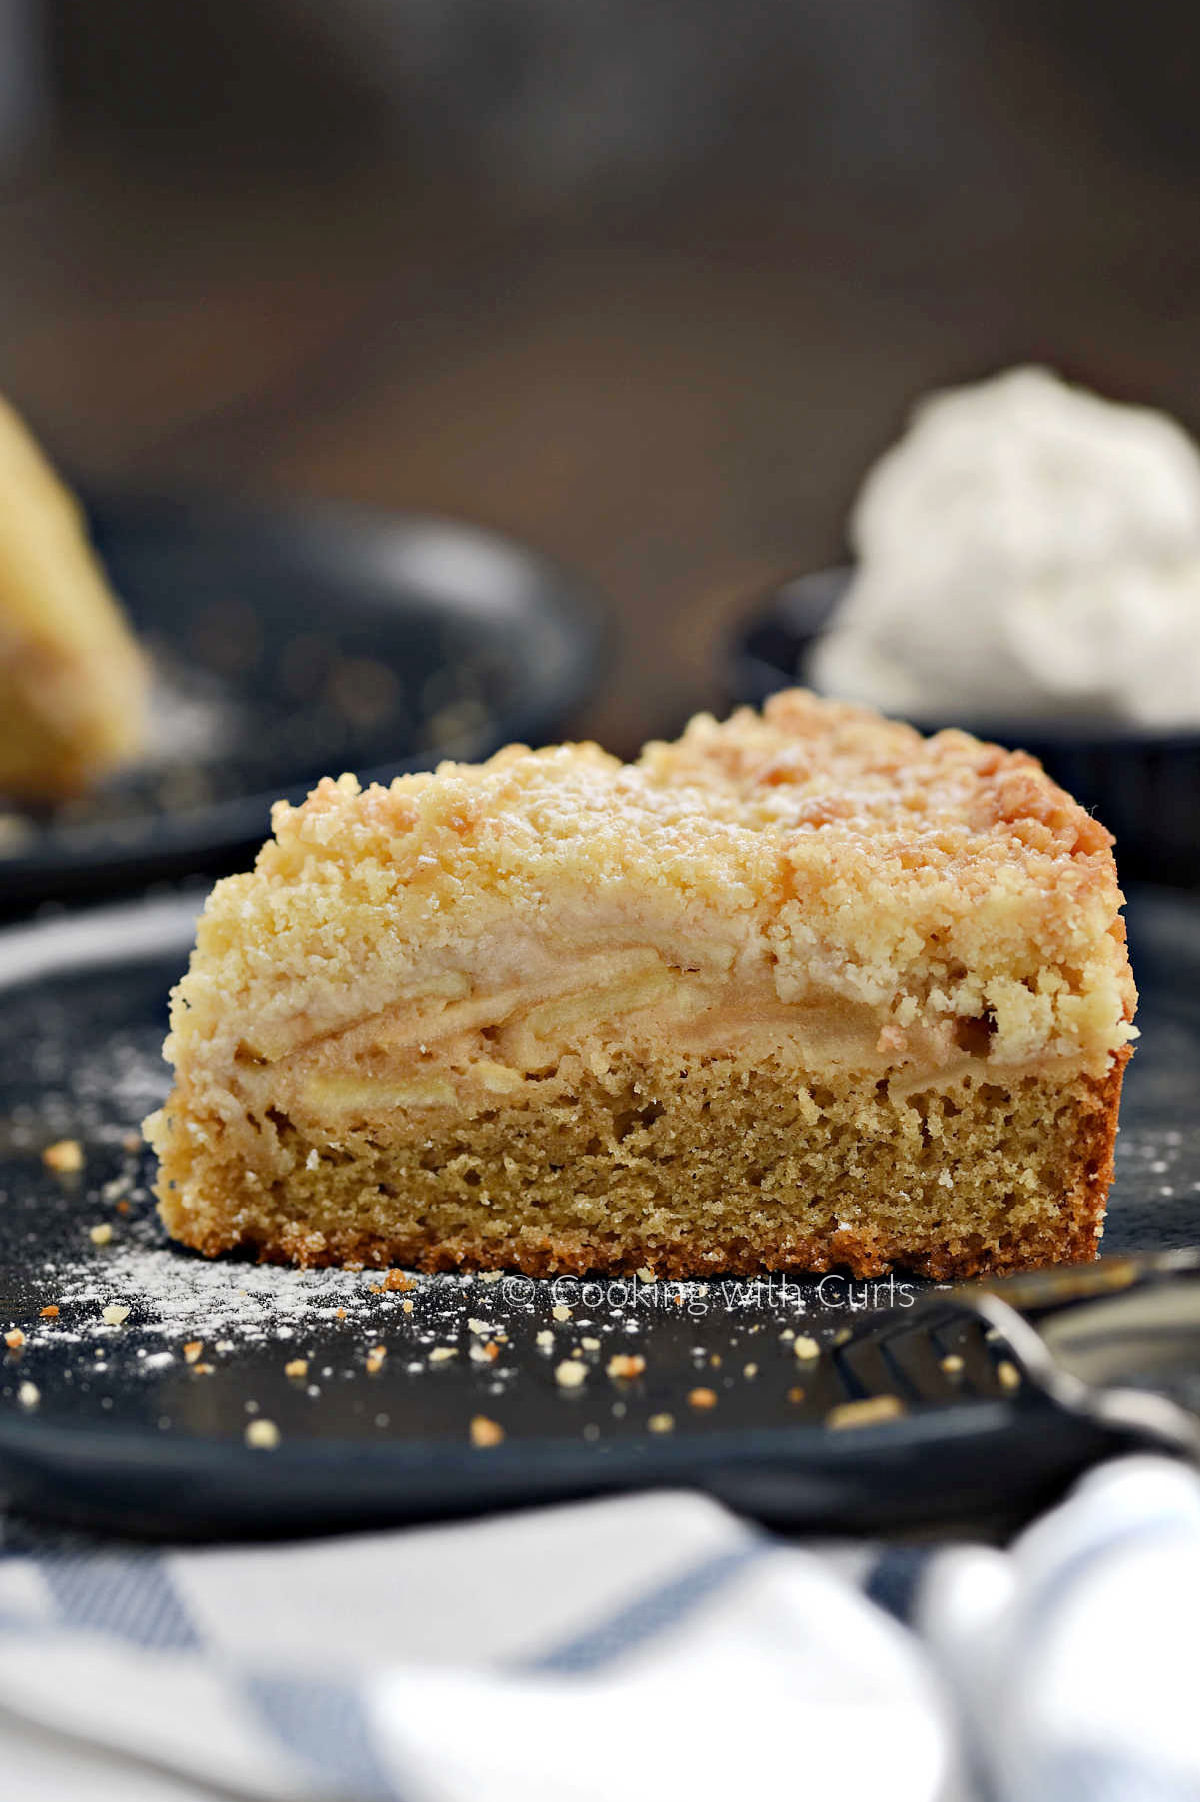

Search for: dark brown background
xmin=3 ymin=0 xmax=1199 ymax=755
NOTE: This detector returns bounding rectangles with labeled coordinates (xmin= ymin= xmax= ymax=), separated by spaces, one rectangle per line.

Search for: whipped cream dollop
xmin=812 ymin=366 xmax=1200 ymax=726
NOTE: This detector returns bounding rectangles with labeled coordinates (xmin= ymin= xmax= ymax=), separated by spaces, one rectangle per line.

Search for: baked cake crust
xmin=146 ymin=691 xmax=1136 ymax=1278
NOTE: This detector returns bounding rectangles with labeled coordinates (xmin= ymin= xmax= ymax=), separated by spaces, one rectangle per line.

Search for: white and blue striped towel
xmin=1 ymin=1454 xmax=1198 ymax=1802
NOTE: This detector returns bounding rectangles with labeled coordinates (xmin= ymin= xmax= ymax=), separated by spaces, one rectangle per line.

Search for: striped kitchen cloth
xmin=0 ymin=1455 xmax=1198 ymax=1802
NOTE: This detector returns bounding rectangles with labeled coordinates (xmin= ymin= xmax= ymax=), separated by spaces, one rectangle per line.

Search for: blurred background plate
xmin=0 ymin=494 xmax=606 ymax=911
xmin=729 ymin=567 xmax=1200 ymax=889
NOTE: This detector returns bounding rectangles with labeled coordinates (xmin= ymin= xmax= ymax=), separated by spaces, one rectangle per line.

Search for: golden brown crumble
xmin=43 ymin=1139 xmax=84 ymax=1174
xmin=245 ymin=1419 xmax=280 ymax=1449
xmin=826 ymin=1394 xmax=907 ymax=1430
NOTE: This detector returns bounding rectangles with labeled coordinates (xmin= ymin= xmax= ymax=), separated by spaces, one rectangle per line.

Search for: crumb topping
xmin=155 ymin=691 xmax=1135 ymax=1139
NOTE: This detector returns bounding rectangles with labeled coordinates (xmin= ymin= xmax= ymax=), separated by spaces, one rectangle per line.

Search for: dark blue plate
xmin=730 ymin=567 xmax=1200 ymax=888
xmin=0 ymin=889 xmax=1193 ymax=1541
xmin=0 ymin=495 xmax=607 ymax=910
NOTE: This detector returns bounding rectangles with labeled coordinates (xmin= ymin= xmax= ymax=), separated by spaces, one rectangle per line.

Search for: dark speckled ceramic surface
xmin=0 ymin=888 xmax=1194 ymax=1539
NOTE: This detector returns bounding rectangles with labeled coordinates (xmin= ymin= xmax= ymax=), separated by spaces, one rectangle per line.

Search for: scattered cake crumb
xmin=787 ymin=1386 xmax=806 ymax=1403
xmin=580 ymin=1336 xmax=601 ymax=1352
xmin=470 ymin=1340 xmax=499 ymax=1363
xmin=536 ymin=1329 xmax=555 ymax=1349
xmin=647 ymin=1412 xmax=674 ymax=1433
xmin=5 ymin=1328 xmax=25 ymax=1350
xmin=401 ymin=1300 xmax=414 ymax=1314
xmin=940 ymin=1354 xmax=965 ymax=1375
xmin=284 ymin=1358 xmax=309 ymax=1379
xmin=555 ymin=1359 xmax=587 ymax=1389
xmin=687 ymin=1387 xmax=718 ymax=1410
xmin=43 ymin=1139 xmax=84 ymax=1173
xmin=428 ymin=1346 xmax=457 ymax=1363
xmin=17 ymin=1380 xmax=40 ymax=1409
xmin=478 ymin=1271 xmax=503 ymax=1284
xmin=39 ymin=1306 xmax=59 ymax=1319
xmin=636 ymin=1267 xmax=656 ymax=1284
xmin=245 ymin=1418 xmax=281 ymax=1449
xmin=743 ymin=1362 xmax=758 ymax=1379
xmin=552 ymin=1303 xmax=572 ymax=1322
xmin=183 ymin=1340 xmax=203 ymax=1364
xmin=826 ymin=1394 xmax=907 ymax=1430
xmin=89 ymin=1223 xmax=114 ymax=1247
xmin=365 ymin=1345 xmax=387 ymax=1374
xmin=102 ymin=1304 xmax=131 ymax=1326
xmin=792 ymin=1334 xmax=821 ymax=1360
xmin=470 ymin=1415 xmax=505 ymax=1447
xmin=606 ymin=1352 xmax=646 ymax=1380
xmin=383 ymin=1270 xmax=415 ymax=1293
xmin=996 ymin=1359 xmax=1022 ymax=1391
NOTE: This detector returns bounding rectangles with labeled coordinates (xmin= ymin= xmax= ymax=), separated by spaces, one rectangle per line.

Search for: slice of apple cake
xmin=146 ymin=691 xmax=1136 ymax=1279
xmin=0 ymin=395 xmax=147 ymax=799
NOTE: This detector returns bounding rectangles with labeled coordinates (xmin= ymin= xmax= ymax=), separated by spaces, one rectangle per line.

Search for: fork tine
xmin=931 ymin=1314 xmax=1002 ymax=1398
xmin=835 ymin=1331 xmax=913 ymax=1402
xmin=878 ymin=1315 xmax=964 ymax=1403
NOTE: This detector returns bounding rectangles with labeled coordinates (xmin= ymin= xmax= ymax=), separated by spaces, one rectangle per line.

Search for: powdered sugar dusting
xmin=47 ymin=1231 xmax=440 ymax=1345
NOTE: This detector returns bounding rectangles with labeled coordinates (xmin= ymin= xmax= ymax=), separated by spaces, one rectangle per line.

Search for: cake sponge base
xmin=152 ymin=1049 xmax=1127 ymax=1280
